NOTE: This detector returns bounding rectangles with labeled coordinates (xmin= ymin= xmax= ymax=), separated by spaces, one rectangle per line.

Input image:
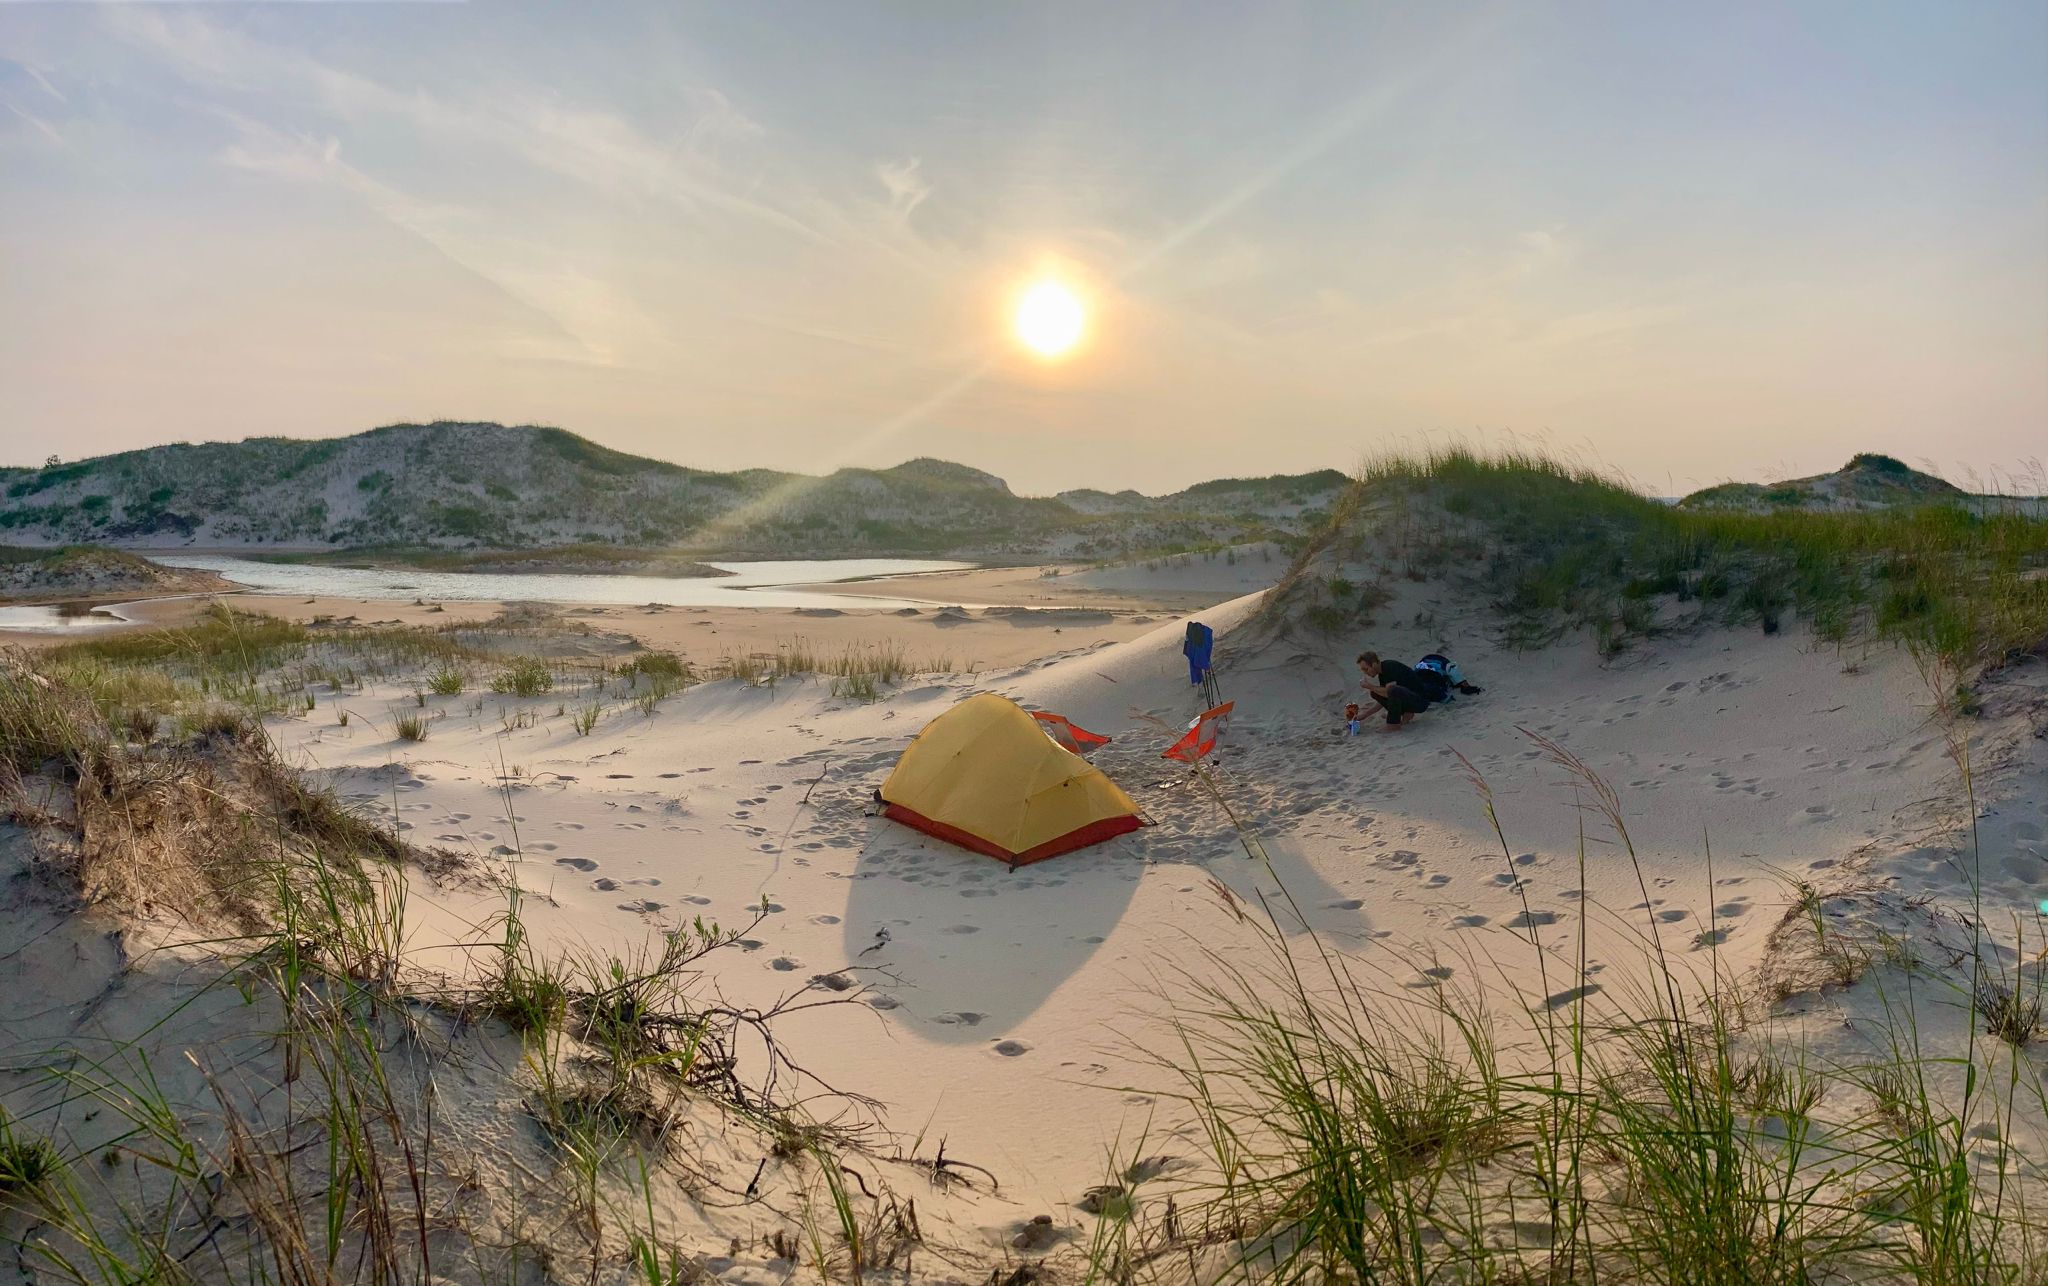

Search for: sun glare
xmin=1013 ymin=280 xmax=1086 ymax=358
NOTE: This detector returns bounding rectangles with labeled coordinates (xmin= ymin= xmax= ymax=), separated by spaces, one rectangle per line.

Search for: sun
xmin=1013 ymin=279 xmax=1086 ymax=358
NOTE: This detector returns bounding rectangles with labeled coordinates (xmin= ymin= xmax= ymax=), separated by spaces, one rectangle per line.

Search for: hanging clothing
xmin=1182 ymin=620 xmax=1215 ymax=686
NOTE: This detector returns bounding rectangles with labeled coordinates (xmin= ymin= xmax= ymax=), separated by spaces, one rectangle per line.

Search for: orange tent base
xmin=882 ymin=802 xmax=1143 ymax=867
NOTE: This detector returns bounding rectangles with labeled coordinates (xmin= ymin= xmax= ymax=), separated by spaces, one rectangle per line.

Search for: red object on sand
xmin=1032 ymin=710 xmax=1112 ymax=754
xmin=1163 ymin=702 xmax=1234 ymax=763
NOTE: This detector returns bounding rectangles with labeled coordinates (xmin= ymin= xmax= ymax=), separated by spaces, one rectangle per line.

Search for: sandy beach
xmin=223 ymin=554 xmax=2047 ymax=1214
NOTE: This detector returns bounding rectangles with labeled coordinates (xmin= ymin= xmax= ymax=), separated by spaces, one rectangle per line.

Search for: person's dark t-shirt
xmin=1377 ymin=659 xmax=1421 ymax=692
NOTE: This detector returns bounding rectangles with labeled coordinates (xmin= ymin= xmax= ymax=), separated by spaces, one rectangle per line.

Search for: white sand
xmin=258 ymin=561 xmax=2048 ymax=1219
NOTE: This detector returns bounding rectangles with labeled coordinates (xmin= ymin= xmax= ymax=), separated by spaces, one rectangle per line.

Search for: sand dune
xmin=259 ymin=567 xmax=2048 ymax=1221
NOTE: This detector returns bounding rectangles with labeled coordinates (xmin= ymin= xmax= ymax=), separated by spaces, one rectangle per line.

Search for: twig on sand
xmin=889 ymin=1139 xmax=999 ymax=1193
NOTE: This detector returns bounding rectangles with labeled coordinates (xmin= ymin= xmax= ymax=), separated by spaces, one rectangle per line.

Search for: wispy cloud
xmin=875 ymin=157 xmax=931 ymax=221
xmin=103 ymin=7 xmax=831 ymax=244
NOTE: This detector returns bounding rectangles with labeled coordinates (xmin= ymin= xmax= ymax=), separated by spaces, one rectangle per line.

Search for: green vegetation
xmin=489 ymin=656 xmax=554 ymax=697
xmin=1287 ymin=449 xmax=2047 ymax=668
xmin=0 ymin=1114 xmax=61 ymax=1199
xmin=391 ymin=710 xmax=430 ymax=741
xmin=1680 ymin=453 xmax=1971 ymax=512
xmin=0 ymin=651 xmax=930 ymax=1281
xmin=0 ymin=421 xmax=1343 ymax=559
xmin=1093 ymin=735 xmax=2048 ymax=1284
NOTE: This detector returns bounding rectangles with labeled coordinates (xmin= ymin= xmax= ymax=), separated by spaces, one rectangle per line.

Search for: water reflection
xmin=155 ymin=556 xmax=972 ymax=610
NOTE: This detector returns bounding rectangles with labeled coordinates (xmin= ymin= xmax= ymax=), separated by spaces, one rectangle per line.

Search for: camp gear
xmin=1344 ymin=702 xmax=1362 ymax=735
xmin=1164 ymin=701 xmax=1234 ymax=763
xmin=880 ymin=693 xmax=1143 ymax=866
xmin=1032 ymin=710 xmax=1111 ymax=755
xmin=1416 ymin=653 xmax=1462 ymax=683
xmin=1183 ymin=621 xmax=1215 ymax=686
xmin=1408 ymin=667 xmax=1452 ymax=703
xmin=1417 ymin=653 xmax=1483 ymax=695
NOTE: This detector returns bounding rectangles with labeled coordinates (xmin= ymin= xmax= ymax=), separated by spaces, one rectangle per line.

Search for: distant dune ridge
xmin=1677 ymin=452 xmax=1982 ymax=512
xmin=0 ymin=421 xmax=1348 ymax=557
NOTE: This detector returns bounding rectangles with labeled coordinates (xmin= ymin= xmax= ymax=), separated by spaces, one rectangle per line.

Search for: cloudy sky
xmin=2 ymin=2 xmax=2043 ymax=494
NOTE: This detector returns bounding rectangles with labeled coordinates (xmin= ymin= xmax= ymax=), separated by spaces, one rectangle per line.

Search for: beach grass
xmin=1086 ymin=729 xmax=2048 ymax=1285
xmin=0 ymin=649 xmax=915 ymax=1286
xmin=1279 ymin=448 xmax=2048 ymax=671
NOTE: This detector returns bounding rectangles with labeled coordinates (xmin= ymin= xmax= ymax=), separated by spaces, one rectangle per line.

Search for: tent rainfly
xmin=879 ymin=693 xmax=1143 ymax=866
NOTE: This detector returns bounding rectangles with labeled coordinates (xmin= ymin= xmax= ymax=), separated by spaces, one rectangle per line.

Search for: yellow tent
xmin=880 ymin=693 xmax=1144 ymax=866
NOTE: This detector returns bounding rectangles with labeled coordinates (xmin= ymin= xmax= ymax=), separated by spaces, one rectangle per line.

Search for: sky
xmin=2 ymin=2 xmax=2044 ymax=496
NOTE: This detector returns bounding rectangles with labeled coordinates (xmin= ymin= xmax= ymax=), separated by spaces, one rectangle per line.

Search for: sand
xmin=244 ymin=557 xmax=2048 ymax=1218
xmin=10 ymin=546 xmax=2045 ymax=1267
xmin=3 ymin=586 xmax=1187 ymax=672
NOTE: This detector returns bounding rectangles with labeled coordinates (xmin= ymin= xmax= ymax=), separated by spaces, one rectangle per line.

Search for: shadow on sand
xmin=839 ymin=815 xmax=1373 ymax=1046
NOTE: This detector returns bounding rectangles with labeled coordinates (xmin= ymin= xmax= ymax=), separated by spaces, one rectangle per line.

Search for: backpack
xmin=1408 ymin=668 xmax=1451 ymax=703
xmin=1417 ymin=653 xmax=1482 ymax=698
xmin=1416 ymin=653 xmax=1464 ymax=684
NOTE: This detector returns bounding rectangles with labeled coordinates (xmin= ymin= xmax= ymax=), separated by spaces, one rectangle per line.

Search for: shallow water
xmin=154 ymin=555 xmax=972 ymax=610
xmin=0 ymin=601 xmax=138 ymax=633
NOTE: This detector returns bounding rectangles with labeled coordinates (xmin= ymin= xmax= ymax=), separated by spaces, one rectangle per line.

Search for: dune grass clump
xmin=716 ymin=638 xmax=949 ymax=692
xmin=391 ymin=711 xmax=430 ymax=742
xmin=0 ymin=1113 xmax=61 ymax=1202
xmin=619 ymin=650 xmax=688 ymax=683
xmin=489 ymin=656 xmax=554 ymax=697
xmin=426 ymin=666 xmax=465 ymax=696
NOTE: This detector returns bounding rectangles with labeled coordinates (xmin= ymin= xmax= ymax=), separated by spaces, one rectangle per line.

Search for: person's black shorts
xmin=1371 ymin=683 xmax=1430 ymax=724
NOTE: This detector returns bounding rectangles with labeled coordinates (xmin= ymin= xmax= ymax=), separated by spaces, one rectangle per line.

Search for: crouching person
xmin=1357 ymin=650 xmax=1430 ymax=729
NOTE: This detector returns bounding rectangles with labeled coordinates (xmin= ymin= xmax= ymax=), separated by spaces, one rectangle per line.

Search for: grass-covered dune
xmin=0 ymin=620 xmax=1002 ymax=1284
xmin=1258 ymin=448 xmax=2048 ymax=676
xmin=1679 ymin=452 xmax=1979 ymax=513
xmin=0 ymin=421 xmax=1347 ymax=561
xmin=0 ymin=545 xmax=228 ymax=604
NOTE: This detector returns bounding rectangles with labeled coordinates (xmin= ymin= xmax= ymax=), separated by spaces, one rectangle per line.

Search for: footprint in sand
xmin=934 ymin=1011 xmax=986 ymax=1026
xmin=866 ymin=994 xmax=901 ymax=1010
xmin=943 ymin=924 xmax=980 ymax=934
xmin=1324 ymin=898 xmax=1364 ymax=911
xmin=559 ymin=822 xmax=586 ymax=831
xmin=593 ymin=878 xmax=619 ymax=891
xmin=617 ymin=899 xmax=664 ymax=913
xmin=810 ymin=913 xmax=842 ymax=925
xmin=769 ymin=957 xmax=802 ymax=971
xmin=554 ymin=857 xmax=597 ymax=872
xmin=1506 ymin=910 xmax=1560 ymax=929
xmin=1714 ymin=901 xmax=1751 ymax=917
xmin=658 ymin=772 xmax=681 ymax=779
xmin=530 ymin=841 xmax=557 ymax=852
xmin=1544 ymin=984 xmax=1602 ymax=1010
xmin=1450 ymin=915 xmax=1489 ymax=928
xmin=681 ymin=895 xmax=712 ymax=906
xmin=992 ymin=1040 xmax=1032 ymax=1057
